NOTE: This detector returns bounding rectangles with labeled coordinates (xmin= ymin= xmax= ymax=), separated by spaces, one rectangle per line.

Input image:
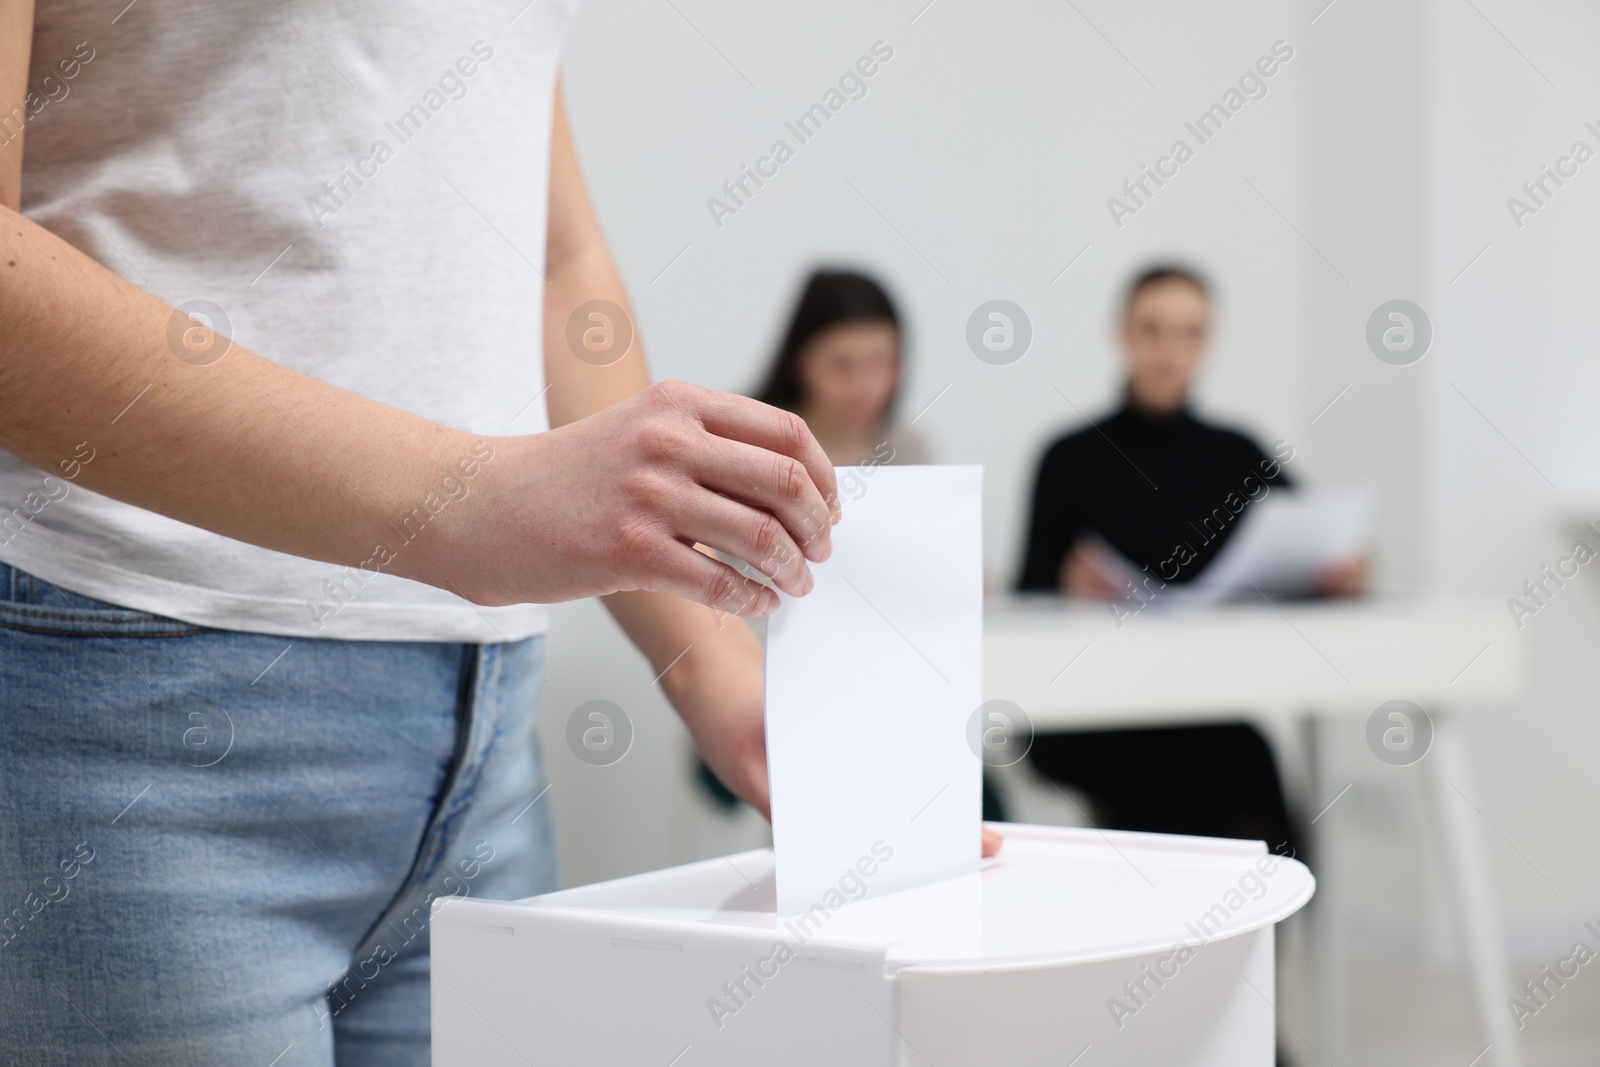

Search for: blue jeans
xmin=0 ymin=562 xmax=558 ymax=1065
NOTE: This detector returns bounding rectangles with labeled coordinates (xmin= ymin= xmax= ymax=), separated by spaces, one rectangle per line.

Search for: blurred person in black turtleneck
xmin=1016 ymin=264 xmax=1365 ymax=856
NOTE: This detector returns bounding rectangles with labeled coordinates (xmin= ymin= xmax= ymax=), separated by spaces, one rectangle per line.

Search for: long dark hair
xmin=753 ymin=269 xmax=902 ymax=415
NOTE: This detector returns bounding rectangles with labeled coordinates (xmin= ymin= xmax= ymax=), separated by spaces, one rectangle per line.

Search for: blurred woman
xmin=1017 ymin=263 xmax=1363 ymax=854
xmin=753 ymin=269 xmax=929 ymax=467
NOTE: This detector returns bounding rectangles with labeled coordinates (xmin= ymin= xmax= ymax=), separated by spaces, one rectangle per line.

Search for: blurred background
xmin=537 ymin=1 xmax=1600 ymax=1063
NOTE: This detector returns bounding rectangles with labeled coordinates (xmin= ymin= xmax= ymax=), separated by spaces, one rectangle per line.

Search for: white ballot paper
xmin=1186 ymin=482 xmax=1376 ymax=604
xmin=765 ymin=465 xmax=982 ymax=916
xmin=1078 ymin=483 xmax=1376 ymax=608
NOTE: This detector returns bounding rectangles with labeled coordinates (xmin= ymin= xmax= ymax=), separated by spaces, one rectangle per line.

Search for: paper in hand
xmin=765 ymin=465 xmax=983 ymax=916
xmin=1188 ymin=483 xmax=1376 ymax=602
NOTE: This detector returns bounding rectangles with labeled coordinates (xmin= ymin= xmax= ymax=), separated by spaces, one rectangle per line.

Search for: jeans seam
xmin=413 ymin=645 xmax=503 ymax=878
xmin=348 ymin=642 xmax=500 ymax=965
xmin=0 ymin=566 xmax=209 ymax=634
xmin=0 ymin=620 xmax=215 ymax=639
xmin=0 ymin=605 xmax=195 ymax=624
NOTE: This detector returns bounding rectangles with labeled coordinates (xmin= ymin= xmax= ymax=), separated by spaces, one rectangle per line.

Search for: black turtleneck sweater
xmin=1016 ymin=400 xmax=1293 ymax=592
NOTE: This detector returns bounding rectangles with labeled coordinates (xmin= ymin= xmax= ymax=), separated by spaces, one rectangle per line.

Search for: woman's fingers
xmin=672 ymin=489 xmax=814 ymax=596
xmin=691 ymin=436 xmax=836 ymax=565
xmin=672 ymin=383 xmax=841 ymax=524
xmin=982 ymin=825 xmax=1004 ymax=858
xmin=578 ymin=381 xmax=844 ymax=612
xmin=621 ymin=529 xmax=778 ymax=617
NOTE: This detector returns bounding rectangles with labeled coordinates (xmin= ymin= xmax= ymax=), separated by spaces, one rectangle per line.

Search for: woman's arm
xmin=1016 ymin=440 xmax=1085 ymax=593
xmin=1 ymin=0 xmax=34 ymax=210
xmin=0 ymin=35 xmax=834 ymax=616
xmin=541 ymin=80 xmax=777 ymax=811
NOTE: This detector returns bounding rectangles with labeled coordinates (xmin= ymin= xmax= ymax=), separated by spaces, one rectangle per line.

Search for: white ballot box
xmin=432 ymin=823 xmax=1313 ymax=1066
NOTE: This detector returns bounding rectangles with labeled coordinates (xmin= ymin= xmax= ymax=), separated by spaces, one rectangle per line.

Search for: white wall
xmin=1419 ymin=0 xmax=1600 ymax=952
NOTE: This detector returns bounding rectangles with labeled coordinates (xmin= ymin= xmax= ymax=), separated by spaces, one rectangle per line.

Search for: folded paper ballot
xmin=764 ymin=465 xmax=983 ymax=915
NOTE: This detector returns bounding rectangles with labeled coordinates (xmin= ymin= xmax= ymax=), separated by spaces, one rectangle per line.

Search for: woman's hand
xmin=431 ymin=380 xmax=839 ymax=617
xmin=664 ymin=626 xmax=773 ymax=819
xmin=1059 ymin=543 xmax=1123 ymax=599
xmin=1315 ymin=555 xmax=1369 ymax=598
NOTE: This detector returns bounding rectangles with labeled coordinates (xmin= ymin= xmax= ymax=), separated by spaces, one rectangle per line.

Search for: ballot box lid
xmin=510 ymin=823 xmax=1313 ymax=974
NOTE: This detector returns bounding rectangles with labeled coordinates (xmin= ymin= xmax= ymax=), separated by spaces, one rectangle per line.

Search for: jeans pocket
xmin=0 ymin=562 xmax=214 ymax=639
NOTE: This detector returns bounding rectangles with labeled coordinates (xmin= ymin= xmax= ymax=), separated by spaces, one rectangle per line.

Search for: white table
xmin=984 ymin=596 xmax=1523 ymax=1067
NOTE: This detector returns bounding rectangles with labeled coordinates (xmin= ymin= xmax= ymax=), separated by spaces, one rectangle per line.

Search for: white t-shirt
xmin=1 ymin=0 xmax=581 ymax=641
